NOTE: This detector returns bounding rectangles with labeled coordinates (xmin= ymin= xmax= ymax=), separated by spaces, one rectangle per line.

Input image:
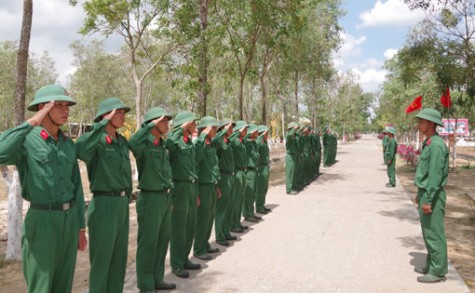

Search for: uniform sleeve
xmin=128 ymin=122 xmax=155 ymax=157
xmin=194 ymin=132 xmax=207 ymax=164
xmin=422 ymin=144 xmax=447 ymax=205
xmin=211 ymin=128 xmax=226 ymax=148
xmin=72 ymin=158 xmax=86 ymax=228
xmin=76 ymin=120 xmax=108 ymax=163
xmin=0 ymin=122 xmax=33 ymax=166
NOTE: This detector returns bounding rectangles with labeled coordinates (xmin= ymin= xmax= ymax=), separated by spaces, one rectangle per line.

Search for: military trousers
xmin=243 ymin=169 xmax=257 ymax=219
xmin=215 ymin=173 xmax=234 ymax=241
xmin=170 ymin=181 xmax=198 ymax=270
xmin=22 ymin=205 xmax=79 ymax=293
xmin=387 ymin=159 xmax=396 ymax=186
xmin=231 ymin=170 xmax=246 ymax=229
xmin=285 ymin=154 xmax=296 ymax=194
xmin=136 ymin=190 xmax=172 ymax=291
xmin=87 ymin=195 xmax=130 ymax=293
xmin=418 ymin=189 xmax=448 ymax=277
xmin=194 ymin=184 xmax=217 ymax=256
xmin=256 ymin=165 xmax=269 ymax=212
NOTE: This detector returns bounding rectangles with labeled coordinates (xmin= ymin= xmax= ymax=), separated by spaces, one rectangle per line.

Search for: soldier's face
xmin=417 ymin=119 xmax=429 ymax=134
xmin=157 ymin=118 xmax=169 ymax=134
xmin=43 ymin=101 xmax=70 ymax=126
xmin=110 ymin=109 xmax=126 ymax=129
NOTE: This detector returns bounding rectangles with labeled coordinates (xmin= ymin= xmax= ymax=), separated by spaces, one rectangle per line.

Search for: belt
xmin=246 ymin=167 xmax=257 ymax=171
xmin=220 ymin=170 xmax=235 ymax=176
xmin=236 ymin=167 xmax=246 ymax=171
xmin=30 ymin=200 xmax=75 ymax=211
xmin=174 ymin=179 xmax=197 ymax=183
xmin=140 ymin=188 xmax=172 ymax=194
xmin=94 ymin=190 xmax=127 ymax=197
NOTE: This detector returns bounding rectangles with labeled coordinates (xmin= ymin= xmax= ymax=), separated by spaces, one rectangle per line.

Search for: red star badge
xmin=105 ymin=135 xmax=112 ymax=144
xmin=40 ymin=129 xmax=48 ymax=140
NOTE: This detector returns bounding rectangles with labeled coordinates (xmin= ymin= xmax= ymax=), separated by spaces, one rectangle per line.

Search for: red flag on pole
xmin=440 ymin=86 xmax=452 ymax=108
xmin=405 ymin=95 xmax=423 ymax=113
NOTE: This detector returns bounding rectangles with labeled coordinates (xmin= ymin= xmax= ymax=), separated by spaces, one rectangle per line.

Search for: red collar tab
xmin=105 ymin=135 xmax=112 ymax=144
xmin=239 ymin=138 xmax=243 ymax=143
xmin=40 ymin=129 xmax=49 ymax=140
xmin=205 ymin=138 xmax=211 ymax=145
xmin=183 ymin=136 xmax=189 ymax=143
xmin=154 ymin=139 xmax=160 ymax=146
xmin=426 ymin=139 xmax=431 ymax=146
xmin=224 ymin=137 xmax=229 ymax=144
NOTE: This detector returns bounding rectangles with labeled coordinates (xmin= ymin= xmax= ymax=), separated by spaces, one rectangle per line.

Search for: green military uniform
xmin=382 ymin=132 xmax=389 ymax=162
xmin=0 ymin=85 xmax=85 ymax=293
xmin=384 ymin=127 xmax=397 ymax=187
xmin=242 ymin=124 xmax=260 ymax=221
xmin=194 ymin=116 xmax=222 ymax=256
xmin=214 ymin=118 xmax=236 ymax=242
xmin=414 ymin=109 xmax=449 ymax=282
xmin=165 ymin=111 xmax=199 ymax=277
xmin=76 ymin=98 xmax=132 ymax=293
xmin=256 ymin=125 xmax=270 ymax=213
xmin=229 ymin=121 xmax=248 ymax=231
xmin=285 ymin=122 xmax=299 ymax=194
xmin=128 ymin=108 xmax=175 ymax=291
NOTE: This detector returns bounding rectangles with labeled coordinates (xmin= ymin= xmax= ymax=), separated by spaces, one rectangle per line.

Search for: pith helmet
xmin=247 ymin=123 xmax=258 ymax=133
xmin=143 ymin=107 xmax=172 ymax=124
xmin=27 ymin=84 xmax=77 ymax=111
xmin=219 ymin=118 xmax=235 ymax=128
xmin=197 ymin=116 xmax=219 ymax=129
xmin=386 ymin=127 xmax=396 ymax=135
xmin=415 ymin=108 xmax=444 ymax=126
xmin=258 ymin=125 xmax=269 ymax=133
xmin=94 ymin=97 xmax=130 ymax=122
xmin=287 ymin=122 xmax=298 ymax=130
xmin=173 ymin=111 xmax=198 ymax=128
xmin=234 ymin=120 xmax=248 ymax=132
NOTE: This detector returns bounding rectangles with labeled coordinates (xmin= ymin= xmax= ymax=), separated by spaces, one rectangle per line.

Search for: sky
xmin=0 ymin=0 xmax=426 ymax=93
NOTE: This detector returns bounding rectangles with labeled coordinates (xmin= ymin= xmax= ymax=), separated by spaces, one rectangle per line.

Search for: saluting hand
xmin=27 ymin=100 xmax=55 ymax=126
xmin=152 ymin=116 xmax=166 ymax=125
xmin=202 ymin=126 xmax=213 ymax=136
xmin=104 ymin=108 xmax=117 ymax=121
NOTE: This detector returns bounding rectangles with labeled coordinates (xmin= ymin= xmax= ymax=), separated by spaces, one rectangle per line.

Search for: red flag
xmin=405 ymin=95 xmax=422 ymax=113
xmin=440 ymin=86 xmax=452 ymax=108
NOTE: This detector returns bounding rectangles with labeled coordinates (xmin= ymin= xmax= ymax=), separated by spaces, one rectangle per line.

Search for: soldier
xmin=165 ymin=111 xmax=201 ymax=278
xmin=382 ymin=128 xmax=389 ymax=164
xmin=193 ymin=116 xmax=224 ymax=257
xmin=229 ymin=121 xmax=249 ymax=233
xmin=128 ymin=107 xmax=176 ymax=292
xmin=0 ymin=85 xmax=86 ymax=293
xmin=285 ymin=122 xmax=299 ymax=195
xmin=384 ymin=127 xmax=397 ymax=188
xmin=214 ymin=118 xmax=237 ymax=245
xmin=256 ymin=125 xmax=271 ymax=214
xmin=76 ymin=97 xmax=132 ymax=293
xmin=413 ymin=108 xmax=449 ymax=283
xmin=242 ymin=124 xmax=261 ymax=222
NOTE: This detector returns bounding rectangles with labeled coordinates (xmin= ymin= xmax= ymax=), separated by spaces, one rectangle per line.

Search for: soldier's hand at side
xmin=104 ymin=108 xmax=117 ymax=121
xmin=216 ymin=187 xmax=222 ymax=199
xmin=197 ymin=196 xmax=201 ymax=207
xmin=422 ymin=203 xmax=432 ymax=214
xmin=27 ymin=100 xmax=55 ymax=126
xmin=78 ymin=229 xmax=88 ymax=251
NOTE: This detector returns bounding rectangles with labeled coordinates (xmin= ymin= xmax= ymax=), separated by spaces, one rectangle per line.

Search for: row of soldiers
xmin=0 ymin=84 xmax=272 ymax=293
xmin=284 ymin=122 xmax=338 ymax=195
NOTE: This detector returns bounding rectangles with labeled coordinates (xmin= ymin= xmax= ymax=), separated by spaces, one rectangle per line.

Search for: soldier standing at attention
xmin=229 ymin=121 xmax=249 ymax=233
xmin=214 ymin=119 xmax=237 ymax=245
xmin=0 ymin=85 xmax=87 ymax=293
xmin=384 ymin=127 xmax=397 ymax=188
xmin=128 ymin=107 xmax=176 ymax=292
xmin=285 ymin=122 xmax=299 ymax=195
xmin=256 ymin=125 xmax=271 ymax=214
xmin=413 ymin=108 xmax=449 ymax=283
xmin=323 ymin=128 xmax=331 ymax=167
xmin=165 ymin=111 xmax=201 ymax=278
xmin=76 ymin=97 xmax=132 ymax=293
xmin=242 ymin=124 xmax=261 ymax=222
xmin=382 ymin=129 xmax=389 ymax=164
xmin=193 ymin=116 xmax=224 ymax=257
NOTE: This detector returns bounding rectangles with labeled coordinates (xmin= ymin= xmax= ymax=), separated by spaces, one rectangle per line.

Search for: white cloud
xmin=358 ymin=0 xmax=425 ymax=28
xmin=351 ymin=68 xmax=388 ymax=92
xmin=384 ymin=48 xmax=398 ymax=60
xmin=337 ymin=31 xmax=367 ymax=57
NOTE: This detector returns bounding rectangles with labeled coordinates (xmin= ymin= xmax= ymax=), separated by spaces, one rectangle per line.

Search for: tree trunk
xmin=238 ymin=74 xmax=245 ymax=119
xmin=198 ymin=0 xmax=209 ymax=117
xmin=5 ymin=0 xmax=33 ymax=261
xmin=132 ymin=58 xmax=142 ymax=128
xmin=294 ymin=70 xmax=299 ymax=119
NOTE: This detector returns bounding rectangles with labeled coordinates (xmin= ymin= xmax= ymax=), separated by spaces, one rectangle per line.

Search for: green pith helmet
xmin=386 ymin=127 xmax=396 ymax=135
xmin=287 ymin=122 xmax=298 ymax=130
xmin=94 ymin=97 xmax=130 ymax=122
xmin=218 ymin=118 xmax=235 ymax=128
xmin=197 ymin=116 xmax=219 ymax=129
xmin=247 ymin=123 xmax=258 ymax=133
xmin=234 ymin=120 xmax=248 ymax=132
xmin=27 ymin=84 xmax=77 ymax=111
xmin=143 ymin=107 xmax=172 ymax=124
xmin=258 ymin=125 xmax=269 ymax=133
xmin=415 ymin=108 xmax=444 ymax=126
xmin=173 ymin=111 xmax=198 ymax=129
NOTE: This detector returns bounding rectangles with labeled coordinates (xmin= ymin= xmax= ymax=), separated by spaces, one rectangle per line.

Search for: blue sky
xmin=0 ymin=0 xmax=426 ymax=93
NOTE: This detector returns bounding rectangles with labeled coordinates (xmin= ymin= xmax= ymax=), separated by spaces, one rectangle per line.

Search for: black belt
xmin=236 ymin=167 xmax=246 ymax=171
xmin=30 ymin=200 xmax=75 ymax=211
xmin=220 ymin=170 xmax=235 ymax=176
xmin=140 ymin=188 xmax=171 ymax=194
xmin=94 ymin=190 xmax=127 ymax=197
xmin=246 ymin=167 xmax=257 ymax=170
xmin=174 ymin=179 xmax=197 ymax=183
